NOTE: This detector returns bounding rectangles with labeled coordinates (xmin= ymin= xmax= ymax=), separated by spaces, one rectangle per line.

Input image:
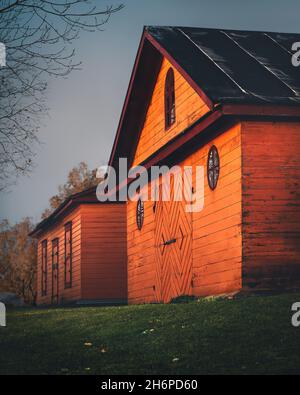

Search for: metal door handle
xmin=164 ymin=238 xmax=176 ymax=246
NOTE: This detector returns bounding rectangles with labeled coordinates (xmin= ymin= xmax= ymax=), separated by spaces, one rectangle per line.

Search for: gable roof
xmin=109 ymin=26 xmax=300 ymax=170
xmin=147 ymin=26 xmax=300 ymax=104
xmin=29 ymin=187 xmax=97 ymax=238
xmin=30 ymin=187 xmax=124 ymax=238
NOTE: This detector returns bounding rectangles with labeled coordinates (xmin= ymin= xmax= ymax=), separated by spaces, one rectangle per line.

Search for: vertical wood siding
xmin=80 ymin=204 xmax=127 ymax=302
xmin=127 ymin=182 xmax=158 ymax=304
xmin=192 ymin=123 xmax=243 ymax=296
xmin=242 ymin=121 xmax=300 ymax=291
xmin=36 ymin=203 xmax=127 ymax=305
xmin=127 ymin=123 xmax=243 ymax=304
xmin=36 ymin=207 xmax=82 ymax=305
xmin=132 ymin=57 xmax=210 ymax=167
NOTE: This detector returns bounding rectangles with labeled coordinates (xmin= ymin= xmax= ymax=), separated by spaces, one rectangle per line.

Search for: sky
xmin=1 ymin=0 xmax=300 ymax=224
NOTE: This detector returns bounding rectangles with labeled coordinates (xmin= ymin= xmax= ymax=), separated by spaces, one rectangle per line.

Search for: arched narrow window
xmin=165 ymin=68 xmax=176 ymax=129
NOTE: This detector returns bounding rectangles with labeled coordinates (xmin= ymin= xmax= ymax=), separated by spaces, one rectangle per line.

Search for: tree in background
xmin=0 ymin=218 xmax=37 ymax=304
xmin=41 ymin=161 xmax=98 ymax=219
xmin=0 ymin=162 xmax=99 ymax=303
xmin=0 ymin=1 xmax=123 ymax=189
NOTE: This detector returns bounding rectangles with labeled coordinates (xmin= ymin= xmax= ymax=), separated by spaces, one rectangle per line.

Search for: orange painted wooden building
xmin=30 ymin=189 xmax=127 ymax=305
xmin=109 ymin=26 xmax=300 ymax=304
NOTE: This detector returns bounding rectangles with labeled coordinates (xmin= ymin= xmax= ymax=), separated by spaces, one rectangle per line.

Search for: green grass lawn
xmin=0 ymin=294 xmax=300 ymax=375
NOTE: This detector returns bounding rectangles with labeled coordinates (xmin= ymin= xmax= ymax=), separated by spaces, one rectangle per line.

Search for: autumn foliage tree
xmin=0 ymin=218 xmax=37 ymax=304
xmin=0 ymin=163 xmax=99 ymax=303
xmin=41 ymin=161 xmax=98 ymax=219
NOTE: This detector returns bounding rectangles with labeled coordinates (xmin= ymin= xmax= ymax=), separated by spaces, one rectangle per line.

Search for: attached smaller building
xmin=30 ymin=188 xmax=127 ymax=305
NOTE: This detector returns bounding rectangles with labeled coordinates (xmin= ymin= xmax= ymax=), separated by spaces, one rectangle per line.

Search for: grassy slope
xmin=0 ymin=294 xmax=300 ymax=375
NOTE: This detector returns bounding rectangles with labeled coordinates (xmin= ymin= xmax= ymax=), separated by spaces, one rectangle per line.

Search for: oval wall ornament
xmin=207 ymin=146 xmax=220 ymax=190
xmin=136 ymin=198 xmax=144 ymax=230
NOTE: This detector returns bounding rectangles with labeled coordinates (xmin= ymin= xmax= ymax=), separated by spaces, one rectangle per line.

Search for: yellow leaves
xmin=142 ymin=328 xmax=155 ymax=335
xmin=84 ymin=341 xmax=108 ymax=354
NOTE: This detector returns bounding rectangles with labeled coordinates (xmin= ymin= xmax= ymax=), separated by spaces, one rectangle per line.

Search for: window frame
xmin=164 ymin=67 xmax=176 ymax=130
xmin=136 ymin=198 xmax=144 ymax=231
xmin=41 ymin=239 xmax=48 ymax=296
xmin=207 ymin=145 xmax=220 ymax=191
xmin=64 ymin=222 xmax=72 ymax=289
xmin=51 ymin=238 xmax=59 ymax=301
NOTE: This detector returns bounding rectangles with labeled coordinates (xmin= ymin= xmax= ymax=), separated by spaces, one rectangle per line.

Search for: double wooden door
xmin=154 ymin=172 xmax=193 ymax=303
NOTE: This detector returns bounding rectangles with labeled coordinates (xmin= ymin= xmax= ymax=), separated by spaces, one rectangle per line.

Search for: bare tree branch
xmin=0 ymin=1 xmax=124 ymax=189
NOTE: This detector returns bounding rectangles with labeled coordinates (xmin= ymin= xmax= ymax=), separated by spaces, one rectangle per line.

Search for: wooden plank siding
xmin=241 ymin=121 xmax=300 ymax=292
xmin=36 ymin=203 xmax=127 ymax=305
xmin=132 ymin=57 xmax=210 ymax=167
xmin=191 ymin=123 xmax=242 ymax=296
xmin=127 ymin=123 xmax=243 ymax=304
xmin=127 ymin=182 xmax=157 ymax=304
xmin=80 ymin=204 xmax=127 ymax=303
xmin=127 ymin=53 xmax=243 ymax=304
xmin=36 ymin=207 xmax=82 ymax=305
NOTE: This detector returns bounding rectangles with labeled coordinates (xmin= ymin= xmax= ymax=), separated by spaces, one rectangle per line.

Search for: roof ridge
xmin=146 ymin=25 xmax=300 ymax=36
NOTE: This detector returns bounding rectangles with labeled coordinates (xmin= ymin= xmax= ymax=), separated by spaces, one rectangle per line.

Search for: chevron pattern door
xmin=154 ymin=172 xmax=193 ymax=303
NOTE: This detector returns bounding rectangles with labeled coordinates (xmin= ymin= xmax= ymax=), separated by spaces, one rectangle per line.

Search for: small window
xmin=41 ymin=240 xmax=47 ymax=296
xmin=165 ymin=68 xmax=176 ymax=129
xmin=136 ymin=198 xmax=144 ymax=230
xmin=64 ymin=222 xmax=72 ymax=288
xmin=52 ymin=238 xmax=59 ymax=301
xmin=207 ymin=146 xmax=220 ymax=190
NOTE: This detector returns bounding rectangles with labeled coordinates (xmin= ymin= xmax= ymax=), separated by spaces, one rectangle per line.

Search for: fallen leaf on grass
xmin=142 ymin=329 xmax=155 ymax=335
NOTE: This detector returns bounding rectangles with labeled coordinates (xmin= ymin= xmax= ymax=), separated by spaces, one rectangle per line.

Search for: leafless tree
xmin=0 ymin=1 xmax=123 ymax=189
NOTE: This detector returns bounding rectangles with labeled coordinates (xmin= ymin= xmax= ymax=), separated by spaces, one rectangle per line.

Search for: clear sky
xmin=1 ymin=0 xmax=300 ymax=224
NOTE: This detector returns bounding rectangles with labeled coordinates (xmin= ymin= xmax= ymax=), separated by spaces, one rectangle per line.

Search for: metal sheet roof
xmin=146 ymin=26 xmax=300 ymax=105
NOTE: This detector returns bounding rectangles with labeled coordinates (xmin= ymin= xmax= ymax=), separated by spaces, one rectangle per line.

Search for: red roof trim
xmin=106 ymin=101 xmax=300 ymax=199
xmin=222 ymin=104 xmax=300 ymax=117
xmin=104 ymin=109 xmax=223 ymax=199
xmin=29 ymin=188 xmax=125 ymax=238
xmin=142 ymin=109 xmax=222 ymax=169
xmin=108 ymin=28 xmax=214 ymax=169
xmin=108 ymin=30 xmax=148 ymax=168
xmin=144 ymin=31 xmax=214 ymax=111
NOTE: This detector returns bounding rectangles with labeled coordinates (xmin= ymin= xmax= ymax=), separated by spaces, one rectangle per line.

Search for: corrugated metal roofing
xmin=146 ymin=26 xmax=300 ymax=105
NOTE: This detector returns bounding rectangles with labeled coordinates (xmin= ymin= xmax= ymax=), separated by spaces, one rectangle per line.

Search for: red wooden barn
xmin=30 ymin=189 xmax=127 ymax=305
xmin=109 ymin=26 xmax=300 ymax=304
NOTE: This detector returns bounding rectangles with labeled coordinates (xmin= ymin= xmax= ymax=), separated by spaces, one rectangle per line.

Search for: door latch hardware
xmin=164 ymin=238 xmax=176 ymax=246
